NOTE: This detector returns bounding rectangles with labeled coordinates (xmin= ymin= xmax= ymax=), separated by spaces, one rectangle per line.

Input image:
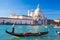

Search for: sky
xmin=0 ymin=0 xmax=60 ymax=19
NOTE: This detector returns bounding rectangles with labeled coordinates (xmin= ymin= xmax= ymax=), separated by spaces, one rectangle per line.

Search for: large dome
xmin=34 ymin=4 xmax=44 ymax=19
xmin=34 ymin=4 xmax=40 ymax=14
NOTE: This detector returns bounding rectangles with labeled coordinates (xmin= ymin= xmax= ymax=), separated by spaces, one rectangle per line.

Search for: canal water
xmin=0 ymin=25 xmax=60 ymax=40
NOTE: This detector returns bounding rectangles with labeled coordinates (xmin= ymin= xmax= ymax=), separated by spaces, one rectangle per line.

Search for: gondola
xmin=6 ymin=30 xmax=48 ymax=37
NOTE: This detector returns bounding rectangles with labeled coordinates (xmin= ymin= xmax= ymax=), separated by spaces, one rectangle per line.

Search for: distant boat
xmin=56 ymin=32 xmax=60 ymax=35
xmin=56 ymin=31 xmax=60 ymax=35
xmin=6 ymin=30 xmax=48 ymax=37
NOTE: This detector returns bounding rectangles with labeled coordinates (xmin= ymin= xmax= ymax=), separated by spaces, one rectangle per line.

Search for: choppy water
xmin=0 ymin=25 xmax=60 ymax=40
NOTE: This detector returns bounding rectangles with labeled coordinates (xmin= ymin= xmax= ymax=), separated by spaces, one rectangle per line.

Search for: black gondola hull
xmin=6 ymin=30 xmax=48 ymax=37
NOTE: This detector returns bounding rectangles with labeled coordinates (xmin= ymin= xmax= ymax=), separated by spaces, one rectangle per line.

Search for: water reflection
xmin=15 ymin=25 xmax=48 ymax=33
xmin=27 ymin=26 xmax=39 ymax=33
xmin=8 ymin=35 xmax=60 ymax=40
xmin=9 ymin=36 xmax=48 ymax=40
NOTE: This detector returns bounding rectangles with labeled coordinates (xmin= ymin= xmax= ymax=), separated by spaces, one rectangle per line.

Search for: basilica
xmin=0 ymin=4 xmax=47 ymax=25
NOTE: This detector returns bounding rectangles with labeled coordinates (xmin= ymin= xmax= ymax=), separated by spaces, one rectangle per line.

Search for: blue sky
xmin=0 ymin=0 xmax=60 ymax=19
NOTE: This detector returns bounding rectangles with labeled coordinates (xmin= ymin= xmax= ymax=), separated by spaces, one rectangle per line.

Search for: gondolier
xmin=12 ymin=24 xmax=15 ymax=33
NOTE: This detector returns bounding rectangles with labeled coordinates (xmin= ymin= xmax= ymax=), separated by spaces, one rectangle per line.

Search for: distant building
xmin=54 ymin=19 xmax=60 ymax=26
xmin=0 ymin=4 xmax=47 ymax=25
xmin=47 ymin=19 xmax=60 ymax=26
xmin=54 ymin=19 xmax=60 ymax=23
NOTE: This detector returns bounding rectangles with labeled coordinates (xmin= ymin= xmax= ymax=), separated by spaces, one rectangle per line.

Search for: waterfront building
xmin=54 ymin=19 xmax=60 ymax=26
xmin=54 ymin=19 xmax=60 ymax=23
xmin=0 ymin=4 xmax=47 ymax=25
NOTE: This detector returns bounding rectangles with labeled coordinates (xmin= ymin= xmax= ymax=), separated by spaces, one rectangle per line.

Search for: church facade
xmin=28 ymin=4 xmax=47 ymax=25
xmin=0 ymin=4 xmax=47 ymax=25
